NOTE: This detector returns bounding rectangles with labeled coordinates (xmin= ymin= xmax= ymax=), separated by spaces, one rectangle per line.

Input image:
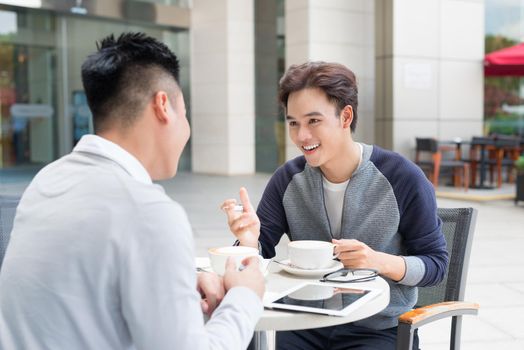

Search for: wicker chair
xmin=397 ymin=208 xmax=479 ymax=350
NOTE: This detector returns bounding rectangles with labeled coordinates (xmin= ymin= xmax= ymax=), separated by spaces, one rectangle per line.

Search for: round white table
xmin=196 ymin=258 xmax=390 ymax=332
xmin=256 ymin=261 xmax=390 ymax=331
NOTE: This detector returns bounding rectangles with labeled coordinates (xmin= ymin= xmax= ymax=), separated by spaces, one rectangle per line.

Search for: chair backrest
xmin=416 ymin=207 xmax=477 ymax=308
xmin=470 ymin=136 xmax=494 ymax=146
xmin=0 ymin=195 xmax=20 ymax=270
xmin=416 ymin=138 xmax=439 ymax=153
xmin=494 ymin=135 xmax=521 ymax=149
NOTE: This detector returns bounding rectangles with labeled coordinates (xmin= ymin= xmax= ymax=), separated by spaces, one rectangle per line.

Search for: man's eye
xmin=288 ymin=121 xmax=297 ymax=127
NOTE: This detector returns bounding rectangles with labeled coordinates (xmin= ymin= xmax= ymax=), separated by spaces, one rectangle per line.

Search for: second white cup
xmin=208 ymin=246 xmax=260 ymax=275
xmin=288 ymin=240 xmax=335 ymax=269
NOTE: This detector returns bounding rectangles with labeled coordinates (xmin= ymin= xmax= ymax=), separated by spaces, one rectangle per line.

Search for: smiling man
xmin=222 ymin=62 xmax=448 ymax=350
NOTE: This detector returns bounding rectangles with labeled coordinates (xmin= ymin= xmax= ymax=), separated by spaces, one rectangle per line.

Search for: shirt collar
xmin=73 ymin=134 xmax=152 ymax=185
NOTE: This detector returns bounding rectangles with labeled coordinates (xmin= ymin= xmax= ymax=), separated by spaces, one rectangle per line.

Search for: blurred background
xmin=0 ymin=0 xmax=507 ymax=178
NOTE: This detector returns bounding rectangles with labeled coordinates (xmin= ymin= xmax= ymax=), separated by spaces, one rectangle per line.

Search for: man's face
xmin=165 ymin=91 xmax=190 ymax=177
xmin=286 ymin=88 xmax=349 ymax=169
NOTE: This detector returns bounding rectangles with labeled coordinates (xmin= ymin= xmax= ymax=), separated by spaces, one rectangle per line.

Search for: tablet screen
xmin=272 ymin=284 xmax=371 ymax=312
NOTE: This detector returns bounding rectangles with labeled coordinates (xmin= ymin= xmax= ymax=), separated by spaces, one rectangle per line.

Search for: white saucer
xmin=278 ymin=259 xmax=344 ymax=277
xmin=195 ymin=257 xmax=271 ymax=276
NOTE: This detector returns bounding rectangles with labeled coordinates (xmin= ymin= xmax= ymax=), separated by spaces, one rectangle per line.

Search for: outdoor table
xmin=196 ymin=257 xmax=390 ymax=349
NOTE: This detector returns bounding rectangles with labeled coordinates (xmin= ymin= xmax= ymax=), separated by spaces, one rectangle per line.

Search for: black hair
xmin=81 ymin=32 xmax=180 ymax=132
xmin=279 ymin=61 xmax=358 ymax=132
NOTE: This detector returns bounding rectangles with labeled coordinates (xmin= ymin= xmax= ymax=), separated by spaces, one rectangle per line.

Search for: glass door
xmin=0 ymin=8 xmax=57 ymax=172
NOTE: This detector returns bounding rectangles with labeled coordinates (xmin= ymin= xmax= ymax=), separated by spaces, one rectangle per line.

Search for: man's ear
xmin=152 ymin=91 xmax=170 ymax=124
xmin=340 ymin=105 xmax=353 ymax=129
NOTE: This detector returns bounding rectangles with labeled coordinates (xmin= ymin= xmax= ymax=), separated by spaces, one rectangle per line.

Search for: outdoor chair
xmin=397 ymin=207 xmax=479 ymax=350
xmin=415 ymin=138 xmax=469 ymax=190
xmin=487 ymin=135 xmax=522 ymax=188
xmin=467 ymin=136 xmax=496 ymax=189
xmin=0 ymin=195 xmax=20 ymax=270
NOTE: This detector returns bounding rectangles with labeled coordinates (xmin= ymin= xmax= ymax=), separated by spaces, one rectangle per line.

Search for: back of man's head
xmin=81 ymin=32 xmax=180 ymax=133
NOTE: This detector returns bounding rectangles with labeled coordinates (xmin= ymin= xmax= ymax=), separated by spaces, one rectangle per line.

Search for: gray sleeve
xmin=398 ymin=256 xmax=426 ymax=286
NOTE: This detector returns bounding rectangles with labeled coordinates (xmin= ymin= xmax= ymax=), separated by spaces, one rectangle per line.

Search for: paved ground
xmin=2 ymin=171 xmax=524 ymax=349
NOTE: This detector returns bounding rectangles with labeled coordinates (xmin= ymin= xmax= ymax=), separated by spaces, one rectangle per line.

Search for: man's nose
xmin=297 ymin=125 xmax=311 ymax=142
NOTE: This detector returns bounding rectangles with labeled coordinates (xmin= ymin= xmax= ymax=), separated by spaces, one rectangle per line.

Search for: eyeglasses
xmin=319 ymin=268 xmax=378 ymax=283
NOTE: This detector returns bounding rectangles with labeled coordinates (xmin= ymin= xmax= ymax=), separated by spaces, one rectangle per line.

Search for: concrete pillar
xmin=191 ymin=0 xmax=255 ymax=174
xmin=284 ymin=0 xmax=375 ymax=160
xmin=375 ymin=0 xmax=484 ymax=158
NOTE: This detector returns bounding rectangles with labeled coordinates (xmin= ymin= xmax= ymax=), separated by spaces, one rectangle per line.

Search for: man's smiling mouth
xmin=302 ymin=144 xmax=320 ymax=151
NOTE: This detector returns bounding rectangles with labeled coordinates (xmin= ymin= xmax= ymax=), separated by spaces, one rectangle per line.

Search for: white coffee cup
xmin=288 ymin=240 xmax=335 ymax=269
xmin=208 ymin=246 xmax=260 ymax=276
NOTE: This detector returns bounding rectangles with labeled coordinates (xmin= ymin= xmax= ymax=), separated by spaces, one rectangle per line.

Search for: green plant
xmin=485 ymin=112 xmax=524 ymax=135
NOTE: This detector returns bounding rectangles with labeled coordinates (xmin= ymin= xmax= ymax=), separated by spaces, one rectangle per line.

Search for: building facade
xmin=0 ymin=0 xmax=485 ymax=176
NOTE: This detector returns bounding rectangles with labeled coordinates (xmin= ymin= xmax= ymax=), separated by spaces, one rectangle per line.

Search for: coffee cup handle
xmin=332 ymin=243 xmax=340 ymax=259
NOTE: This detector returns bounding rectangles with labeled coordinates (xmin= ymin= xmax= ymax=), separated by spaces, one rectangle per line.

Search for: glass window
xmin=0 ymin=5 xmax=190 ymax=174
xmin=0 ymin=8 xmax=57 ymax=173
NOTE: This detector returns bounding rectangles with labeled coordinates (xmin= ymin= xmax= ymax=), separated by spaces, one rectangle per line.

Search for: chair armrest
xmin=399 ymin=301 xmax=479 ymax=327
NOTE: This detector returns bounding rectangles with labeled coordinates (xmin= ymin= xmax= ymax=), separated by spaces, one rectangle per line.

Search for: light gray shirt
xmin=0 ymin=134 xmax=262 ymax=350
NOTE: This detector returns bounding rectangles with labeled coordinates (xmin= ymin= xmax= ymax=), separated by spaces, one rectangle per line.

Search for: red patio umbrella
xmin=484 ymin=43 xmax=524 ymax=76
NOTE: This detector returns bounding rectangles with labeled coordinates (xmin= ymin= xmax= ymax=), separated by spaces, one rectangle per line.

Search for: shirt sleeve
xmin=257 ymin=167 xmax=291 ymax=258
xmin=118 ymin=200 xmax=263 ymax=350
xmin=397 ymin=168 xmax=448 ymax=287
xmin=372 ymin=147 xmax=448 ymax=288
xmin=398 ymin=256 xmax=426 ymax=286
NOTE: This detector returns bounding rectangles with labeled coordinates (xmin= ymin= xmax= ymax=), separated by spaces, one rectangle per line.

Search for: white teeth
xmin=303 ymin=144 xmax=319 ymax=151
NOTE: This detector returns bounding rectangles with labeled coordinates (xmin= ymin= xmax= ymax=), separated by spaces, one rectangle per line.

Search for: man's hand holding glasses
xmin=332 ymin=238 xmax=408 ymax=282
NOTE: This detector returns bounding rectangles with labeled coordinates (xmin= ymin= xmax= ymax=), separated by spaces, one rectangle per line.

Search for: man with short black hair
xmin=0 ymin=32 xmax=264 ymax=350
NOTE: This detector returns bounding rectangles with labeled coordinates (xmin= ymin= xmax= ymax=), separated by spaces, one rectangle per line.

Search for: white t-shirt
xmin=0 ymin=134 xmax=262 ymax=350
xmin=322 ymin=177 xmax=350 ymax=239
xmin=322 ymin=143 xmax=363 ymax=238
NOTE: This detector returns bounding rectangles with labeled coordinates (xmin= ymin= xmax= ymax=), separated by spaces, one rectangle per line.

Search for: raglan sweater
xmin=256 ymin=143 xmax=448 ymax=330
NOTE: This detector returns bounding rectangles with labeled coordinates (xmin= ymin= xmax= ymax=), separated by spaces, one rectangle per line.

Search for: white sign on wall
xmin=403 ymin=63 xmax=433 ymax=90
xmin=9 ymin=103 xmax=54 ymax=163
xmin=10 ymin=103 xmax=54 ymax=118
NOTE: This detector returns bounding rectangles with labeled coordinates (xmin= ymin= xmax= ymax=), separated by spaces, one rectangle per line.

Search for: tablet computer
xmin=263 ymin=282 xmax=382 ymax=317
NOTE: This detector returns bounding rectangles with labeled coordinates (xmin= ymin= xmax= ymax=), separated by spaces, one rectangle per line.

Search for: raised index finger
xmin=239 ymin=187 xmax=254 ymax=212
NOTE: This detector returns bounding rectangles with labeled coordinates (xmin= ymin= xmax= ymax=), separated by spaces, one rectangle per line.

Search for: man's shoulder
xmin=369 ymin=145 xmax=424 ymax=179
xmin=266 ymin=156 xmax=307 ymax=190
xmin=268 ymin=156 xmax=306 ymax=184
xmin=279 ymin=156 xmax=307 ymax=176
xmin=30 ymin=152 xmax=172 ymax=207
xmin=368 ymin=145 xmax=435 ymax=204
xmin=370 ymin=145 xmax=412 ymax=164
